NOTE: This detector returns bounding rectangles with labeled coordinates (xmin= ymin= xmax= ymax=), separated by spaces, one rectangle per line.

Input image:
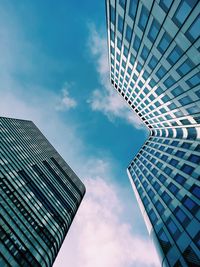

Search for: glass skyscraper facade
xmin=106 ymin=0 xmax=200 ymax=266
xmin=0 ymin=117 xmax=85 ymax=267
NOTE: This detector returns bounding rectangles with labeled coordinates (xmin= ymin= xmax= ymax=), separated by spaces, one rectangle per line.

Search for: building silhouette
xmin=106 ymin=0 xmax=200 ymax=266
xmin=0 ymin=117 xmax=85 ymax=266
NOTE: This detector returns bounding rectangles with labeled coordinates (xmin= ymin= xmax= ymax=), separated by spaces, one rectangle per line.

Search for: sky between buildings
xmin=0 ymin=1 xmax=159 ymax=266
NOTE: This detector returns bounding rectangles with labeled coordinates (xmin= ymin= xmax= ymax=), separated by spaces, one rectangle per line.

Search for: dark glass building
xmin=0 ymin=117 xmax=85 ymax=267
xmin=106 ymin=0 xmax=200 ymax=266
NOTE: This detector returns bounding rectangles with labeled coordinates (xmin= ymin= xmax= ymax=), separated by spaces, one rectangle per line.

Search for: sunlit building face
xmin=106 ymin=0 xmax=200 ymax=266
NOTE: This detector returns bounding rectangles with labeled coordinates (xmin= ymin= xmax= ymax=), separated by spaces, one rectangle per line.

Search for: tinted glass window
xmin=133 ymin=35 xmax=141 ymax=52
xmin=148 ymin=19 xmax=161 ymax=43
xmin=148 ymin=55 xmax=158 ymax=69
xmin=176 ymin=59 xmax=195 ymax=76
xmin=186 ymin=73 xmax=200 ymax=87
xmin=188 ymin=154 xmax=200 ymax=164
xmin=110 ymin=30 xmax=115 ymax=41
xmin=157 ymin=32 xmax=172 ymax=53
xmin=159 ymin=0 xmax=173 ymax=12
xmin=181 ymin=164 xmax=194 ymax=175
xmin=179 ymin=95 xmax=192 ymax=105
xmin=172 ymin=0 xmax=197 ymax=27
xmin=167 ymin=219 xmax=181 ymax=240
xmin=175 ymin=207 xmax=189 ymax=224
xmin=118 ymin=15 xmax=124 ymax=33
xmin=117 ymin=38 xmax=122 ymax=49
xmin=130 ymin=54 xmax=135 ymax=65
xmin=129 ymin=0 xmax=138 ymax=19
xmin=174 ymin=174 xmax=186 ymax=185
xmin=138 ymin=6 xmax=149 ymax=31
xmin=167 ymin=45 xmax=183 ymax=65
xmin=191 ymin=185 xmax=200 ymax=199
xmin=123 ymin=46 xmax=128 ymax=56
xmin=185 ymin=15 xmax=200 ymax=42
xmin=171 ymin=85 xmax=183 ymax=97
xmin=119 ymin=0 xmax=126 ymax=8
xmin=110 ymin=5 xmax=116 ymax=24
xmin=156 ymin=66 xmax=167 ymax=79
xmin=164 ymin=76 xmax=175 ymax=88
xmin=183 ymin=196 xmax=198 ymax=213
xmin=168 ymin=183 xmax=178 ymax=194
xmin=141 ymin=46 xmax=149 ymax=60
xmin=126 ymin=25 xmax=132 ymax=42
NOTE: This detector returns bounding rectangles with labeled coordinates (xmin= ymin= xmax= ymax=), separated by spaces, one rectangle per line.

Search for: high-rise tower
xmin=0 ymin=117 xmax=85 ymax=267
xmin=106 ymin=0 xmax=200 ymax=266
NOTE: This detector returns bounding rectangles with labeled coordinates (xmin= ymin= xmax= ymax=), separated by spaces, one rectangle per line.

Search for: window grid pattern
xmin=106 ymin=0 xmax=200 ymax=266
xmin=0 ymin=117 xmax=85 ymax=267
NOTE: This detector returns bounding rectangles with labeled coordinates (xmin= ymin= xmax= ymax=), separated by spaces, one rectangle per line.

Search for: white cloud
xmin=87 ymin=24 xmax=144 ymax=130
xmin=54 ymin=176 xmax=160 ymax=267
xmin=56 ymin=83 xmax=77 ymax=111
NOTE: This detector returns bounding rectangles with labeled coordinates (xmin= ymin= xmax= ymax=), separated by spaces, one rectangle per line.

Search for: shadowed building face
xmin=106 ymin=0 xmax=200 ymax=266
xmin=0 ymin=117 xmax=85 ymax=267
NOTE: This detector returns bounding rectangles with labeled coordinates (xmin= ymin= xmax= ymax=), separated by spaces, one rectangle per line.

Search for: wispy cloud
xmin=54 ymin=175 xmax=160 ymax=267
xmin=56 ymin=83 xmax=77 ymax=111
xmin=87 ymin=24 xmax=144 ymax=129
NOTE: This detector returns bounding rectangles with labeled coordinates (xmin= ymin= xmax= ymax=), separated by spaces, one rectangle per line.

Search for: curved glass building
xmin=0 ymin=117 xmax=85 ymax=267
xmin=106 ymin=0 xmax=200 ymax=266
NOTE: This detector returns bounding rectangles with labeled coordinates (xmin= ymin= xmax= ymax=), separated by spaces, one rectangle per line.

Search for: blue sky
xmin=0 ymin=1 xmax=159 ymax=267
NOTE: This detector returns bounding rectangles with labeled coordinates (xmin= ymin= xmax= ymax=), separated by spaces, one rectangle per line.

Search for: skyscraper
xmin=106 ymin=0 xmax=200 ymax=266
xmin=0 ymin=117 xmax=85 ymax=267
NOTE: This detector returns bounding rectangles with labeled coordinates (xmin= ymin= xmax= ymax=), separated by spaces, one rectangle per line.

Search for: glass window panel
xmin=167 ymin=219 xmax=180 ymax=239
xmin=110 ymin=5 xmax=116 ymax=24
xmin=175 ymin=208 xmax=189 ymax=224
xmin=176 ymin=59 xmax=195 ymax=76
xmin=172 ymin=0 xmax=197 ymax=28
xmin=117 ymin=38 xmax=122 ymax=49
xmin=168 ymin=183 xmax=178 ymax=194
xmin=167 ymin=45 xmax=183 ymax=65
xmin=162 ymin=191 xmax=172 ymax=204
xmin=141 ymin=45 xmax=149 ymax=60
xmin=186 ymin=73 xmax=200 ymax=87
xmin=159 ymin=0 xmax=173 ymax=12
xmin=136 ymin=62 xmax=142 ymax=72
xmin=138 ymin=6 xmax=149 ymax=31
xmin=119 ymin=0 xmax=126 ymax=8
xmin=110 ymin=30 xmax=115 ymax=41
xmin=192 ymin=185 xmax=200 ymax=199
xmin=157 ymin=32 xmax=172 ymax=53
xmin=118 ymin=15 xmax=124 ymax=33
xmin=130 ymin=54 xmax=135 ymax=65
xmin=149 ymin=78 xmax=156 ymax=88
xmin=148 ymin=19 xmax=161 ymax=43
xmin=129 ymin=0 xmax=138 ymax=19
xmin=181 ymin=164 xmax=194 ymax=175
xmin=185 ymin=15 xmax=200 ymax=42
xmin=156 ymin=66 xmax=167 ymax=79
xmin=179 ymin=95 xmax=192 ymax=105
xmin=148 ymin=55 xmax=158 ymax=69
xmin=183 ymin=196 xmax=198 ymax=213
xmin=171 ymin=85 xmax=183 ymax=97
xmin=188 ymin=154 xmax=200 ymax=164
xmin=123 ymin=46 xmax=129 ymax=56
xmin=155 ymin=86 xmax=164 ymax=96
xmin=126 ymin=25 xmax=132 ymax=42
xmin=164 ymin=76 xmax=175 ymax=88
xmin=174 ymin=174 xmax=186 ymax=185
xmin=133 ymin=35 xmax=141 ymax=52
